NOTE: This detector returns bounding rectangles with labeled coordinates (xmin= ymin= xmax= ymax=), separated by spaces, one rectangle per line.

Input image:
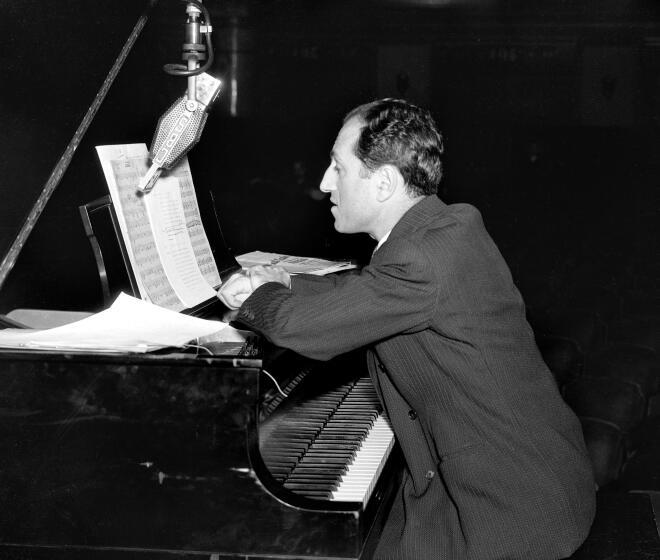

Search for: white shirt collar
xmin=373 ymin=229 xmax=392 ymax=254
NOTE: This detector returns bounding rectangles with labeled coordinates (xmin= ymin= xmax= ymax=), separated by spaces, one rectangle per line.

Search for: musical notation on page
xmin=144 ymin=176 xmax=217 ymax=308
xmin=96 ymin=144 xmax=220 ymax=312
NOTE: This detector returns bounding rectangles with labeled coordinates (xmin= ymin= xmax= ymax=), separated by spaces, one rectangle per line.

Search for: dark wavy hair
xmin=344 ymin=98 xmax=444 ymax=197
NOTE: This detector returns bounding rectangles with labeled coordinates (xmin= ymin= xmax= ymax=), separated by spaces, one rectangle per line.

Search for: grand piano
xmin=0 ymin=1 xmax=400 ymax=558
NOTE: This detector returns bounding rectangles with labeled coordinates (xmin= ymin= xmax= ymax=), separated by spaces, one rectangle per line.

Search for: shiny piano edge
xmin=0 ymin=346 xmax=263 ymax=368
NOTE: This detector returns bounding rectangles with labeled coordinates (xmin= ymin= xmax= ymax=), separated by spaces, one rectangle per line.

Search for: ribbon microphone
xmin=138 ymin=0 xmax=222 ymax=193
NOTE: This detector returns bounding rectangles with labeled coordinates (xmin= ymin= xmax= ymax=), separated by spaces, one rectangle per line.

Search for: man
xmin=218 ymin=98 xmax=595 ymax=559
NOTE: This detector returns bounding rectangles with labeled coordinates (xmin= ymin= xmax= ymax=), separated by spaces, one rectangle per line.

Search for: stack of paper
xmin=0 ymin=293 xmax=234 ymax=353
xmin=236 ymin=251 xmax=355 ymax=276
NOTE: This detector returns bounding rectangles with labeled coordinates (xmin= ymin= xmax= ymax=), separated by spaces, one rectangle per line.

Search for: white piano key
xmin=331 ymin=413 xmax=395 ymax=505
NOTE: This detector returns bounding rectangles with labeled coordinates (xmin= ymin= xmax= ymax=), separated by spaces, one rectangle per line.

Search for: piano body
xmin=0 ymin=1 xmax=401 ymax=557
xmin=0 ymin=345 xmax=400 ymax=559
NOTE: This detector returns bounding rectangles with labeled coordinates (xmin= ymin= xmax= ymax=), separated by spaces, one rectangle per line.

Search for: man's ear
xmin=374 ymin=164 xmax=403 ymax=202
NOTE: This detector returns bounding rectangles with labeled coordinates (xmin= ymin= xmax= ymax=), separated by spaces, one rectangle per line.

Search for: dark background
xmin=1 ymin=0 xmax=659 ymax=320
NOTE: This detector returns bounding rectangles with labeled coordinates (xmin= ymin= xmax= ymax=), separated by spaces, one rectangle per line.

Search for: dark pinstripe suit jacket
xmin=237 ymin=195 xmax=596 ymax=559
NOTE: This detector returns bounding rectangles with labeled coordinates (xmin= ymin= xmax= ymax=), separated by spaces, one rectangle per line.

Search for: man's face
xmin=319 ymin=117 xmax=378 ymax=235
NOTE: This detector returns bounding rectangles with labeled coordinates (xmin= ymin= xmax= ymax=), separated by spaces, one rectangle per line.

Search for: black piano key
xmin=283 ymin=482 xmax=335 ymax=492
xmin=314 ymin=433 xmax=363 ymax=441
xmin=286 ymin=471 xmax=340 ymax=480
xmin=299 ymin=454 xmax=354 ymax=464
xmin=307 ymin=442 xmax=359 ymax=451
xmin=303 ymin=455 xmax=357 ymax=464
xmin=321 ymin=427 xmax=370 ymax=436
xmin=292 ymin=464 xmax=347 ymax=474
xmin=297 ymin=490 xmax=334 ymax=499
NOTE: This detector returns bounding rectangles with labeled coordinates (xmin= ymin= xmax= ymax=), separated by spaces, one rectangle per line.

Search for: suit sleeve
xmin=236 ymin=239 xmax=437 ymax=361
xmin=288 ymin=267 xmax=363 ymax=295
xmin=289 ymin=272 xmax=340 ymax=295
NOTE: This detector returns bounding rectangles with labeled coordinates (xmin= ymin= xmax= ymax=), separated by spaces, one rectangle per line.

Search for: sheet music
xmin=144 ymin=176 xmax=217 ymax=308
xmin=167 ymin=156 xmax=221 ymax=286
xmin=96 ymin=144 xmax=221 ymax=311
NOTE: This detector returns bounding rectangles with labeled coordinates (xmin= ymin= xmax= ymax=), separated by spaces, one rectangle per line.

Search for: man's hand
xmin=217 ymin=271 xmax=252 ymax=310
xmin=217 ymin=265 xmax=291 ymax=310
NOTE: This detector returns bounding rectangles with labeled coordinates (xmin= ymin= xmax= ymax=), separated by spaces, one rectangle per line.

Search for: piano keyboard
xmin=260 ymin=376 xmax=395 ymax=505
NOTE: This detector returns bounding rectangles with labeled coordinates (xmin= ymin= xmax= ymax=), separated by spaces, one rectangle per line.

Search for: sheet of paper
xmin=144 ymin=176 xmax=217 ymax=308
xmin=96 ymin=144 xmax=221 ymax=311
xmin=167 ymin=156 xmax=221 ymax=287
xmin=236 ymin=251 xmax=356 ymax=276
xmin=196 ymin=326 xmax=257 ymax=356
xmin=0 ymin=293 xmax=227 ymax=353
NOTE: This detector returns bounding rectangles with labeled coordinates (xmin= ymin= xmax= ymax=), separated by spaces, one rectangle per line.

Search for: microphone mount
xmin=163 ymin=0 xmax=215 ymax=103
xmin=163 ymin=0 xmax=214 ymax=78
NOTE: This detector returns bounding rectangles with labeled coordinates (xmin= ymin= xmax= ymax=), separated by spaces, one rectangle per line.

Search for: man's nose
xmin=319 ymin=166 xmax=336 ymax=193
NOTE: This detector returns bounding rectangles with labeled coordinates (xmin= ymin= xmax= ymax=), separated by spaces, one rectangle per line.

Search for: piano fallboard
xmin=0 ymin=347 xmax=400 ymax=559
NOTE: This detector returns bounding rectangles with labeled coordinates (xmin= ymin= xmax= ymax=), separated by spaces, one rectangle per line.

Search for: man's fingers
xmin=217 ymin=265 xmax=291 ymax=309
xmin=247 ymin=265 xmax=291 ymax=290
xmin=217 ymin=273 xmax=253 ymax=309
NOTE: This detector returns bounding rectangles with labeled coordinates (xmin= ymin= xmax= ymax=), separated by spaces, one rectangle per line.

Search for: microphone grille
xmin=150 ymin=97 xmax=208 ymax=170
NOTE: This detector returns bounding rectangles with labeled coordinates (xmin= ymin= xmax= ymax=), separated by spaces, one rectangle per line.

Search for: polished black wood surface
xmin=0 ymin=347 xmax=399 ymax=559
